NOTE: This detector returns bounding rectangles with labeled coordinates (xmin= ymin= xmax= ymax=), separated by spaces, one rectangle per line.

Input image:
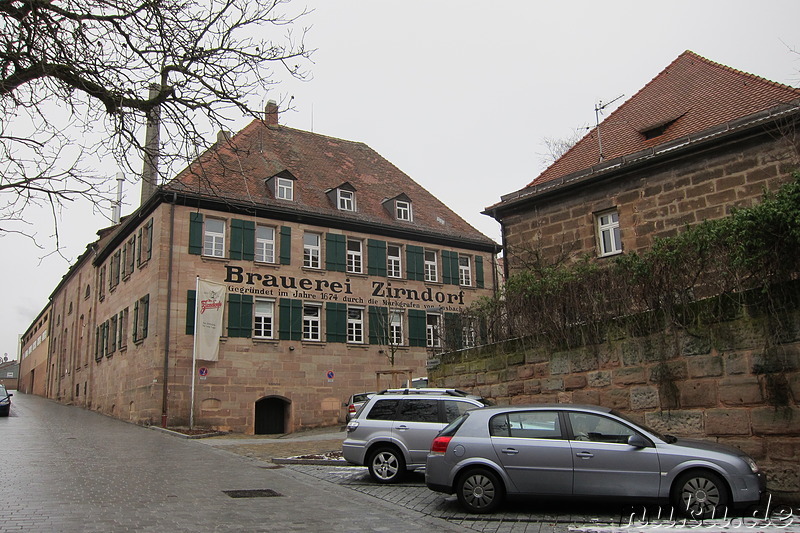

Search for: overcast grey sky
xmin=4 ymin=1 xmax=800 ymax=360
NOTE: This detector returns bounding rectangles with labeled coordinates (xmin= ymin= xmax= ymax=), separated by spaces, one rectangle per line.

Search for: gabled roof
xmin=528 ymin=51 xmax=800 ymax=188
xmin=166 ymin=117 xmax=498 ymax=250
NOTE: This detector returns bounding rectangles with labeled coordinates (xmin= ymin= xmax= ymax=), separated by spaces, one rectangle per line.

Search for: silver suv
xmin=342 ymin=388 xmax=490 ymax=483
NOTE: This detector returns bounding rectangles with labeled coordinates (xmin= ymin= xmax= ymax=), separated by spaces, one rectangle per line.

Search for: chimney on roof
xmin=265 ymin=100 xmax=279 ymax=126
xmin=141 ymin=83 xmax=161 ymax=204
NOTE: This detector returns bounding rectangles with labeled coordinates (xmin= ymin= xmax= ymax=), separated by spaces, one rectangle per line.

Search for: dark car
xmin=426 ymin=404 xmax=764 ymax=518
xmin=0 ymin=384 xmax=12 ymax=416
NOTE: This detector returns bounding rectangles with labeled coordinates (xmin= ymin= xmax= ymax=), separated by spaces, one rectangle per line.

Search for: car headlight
xmin=745 ymin=457 xmax=759 ymax=474
xmin=0 ymin=398 xmax=9 ymax=406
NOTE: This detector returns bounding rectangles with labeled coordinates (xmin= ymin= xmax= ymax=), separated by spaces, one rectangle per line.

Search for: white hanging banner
xmin=195 ymin=278 xmax=227 ymax=362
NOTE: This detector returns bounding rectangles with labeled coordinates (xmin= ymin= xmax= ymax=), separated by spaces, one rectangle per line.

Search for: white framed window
xmin=303 ymin=232 xmax=321 ymax=269
xmin=203 ymin=218 xmax=225 ymax=257
xmin=255 ymin=225 xmax=276 ymax=263
xmin=254 ymin=299 xmax=275 ymax=339
xmin=459 ymin=256 xmax=472 ymax=286
xmin=426 ymin=313 xmax=441 ymax=348
xmin=276 ymin=177 xmax=294 ymax=200
xmin=338 ymin=189 xmax=355 ymax=211
xmin=387 ymin=245 xmax=402 ymax=278
xmin=347 ymin=239 xmax=363 ymax=274
xmin=303 ymin=304 xmax=321 ymax=341
xmin=596 ymin=210 xmax=622 ymax=257
xmin=389 ymin=311 xmax=403 ymax=346
xmin=396 ymin=200 xmax=412 ymax=221
xmin=424 ymin=250 xmax=438 ymax=283
xmin=347 ymin=307 xmax=364 ymax=343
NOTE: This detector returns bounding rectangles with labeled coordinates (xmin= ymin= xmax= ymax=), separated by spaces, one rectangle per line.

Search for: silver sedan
xmin=425 ymin=404 xmax=764 ymax=517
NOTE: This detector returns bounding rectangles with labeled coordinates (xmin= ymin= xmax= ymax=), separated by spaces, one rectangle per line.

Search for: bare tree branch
xmin=1 ymin=0 xmax=312 ymax=251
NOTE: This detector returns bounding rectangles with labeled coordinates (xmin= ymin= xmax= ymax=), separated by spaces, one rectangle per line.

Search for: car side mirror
xmin=628 ymin=434 xmax=649 ymax=448
xmin=7 ymin=393 xmax=12 ymax=397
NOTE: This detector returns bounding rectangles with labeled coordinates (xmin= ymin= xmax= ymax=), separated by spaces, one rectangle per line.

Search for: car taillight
xmin=348 ymin=404 xmax=356 ymax=414
xmin=430 ymin=436 xmax=452 ymax=454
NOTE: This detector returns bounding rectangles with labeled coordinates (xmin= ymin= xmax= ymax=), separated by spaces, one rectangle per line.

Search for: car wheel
xmin=456 ymin=468 xmax=504 ymax=514
xmin=367 ymin=446 xmax=405 ymax=484
xmin=672 ymin=470 xmax=729 ymax=519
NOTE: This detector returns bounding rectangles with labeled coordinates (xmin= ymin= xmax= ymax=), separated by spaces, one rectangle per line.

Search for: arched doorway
xmin=254 ymin=396 xmax=290 ymax=435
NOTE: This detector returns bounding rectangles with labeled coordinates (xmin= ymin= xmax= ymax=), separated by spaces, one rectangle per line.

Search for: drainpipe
xmin=161 ymin=192 xmax=177 ymax=427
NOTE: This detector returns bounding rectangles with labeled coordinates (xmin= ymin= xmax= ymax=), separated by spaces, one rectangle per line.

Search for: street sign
xmin=326 ymin=370 xmax=335 ymax=382
xmin=199 ymin=367 xmax=208 ymax=377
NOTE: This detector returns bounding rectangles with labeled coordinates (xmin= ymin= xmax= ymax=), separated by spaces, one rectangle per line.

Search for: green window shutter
xmin=445 ymin=312 xmax=462 ymax=350
xmin=406 ymin=245 xmax=424 ymax=281
xmin=367 ymin=239 xmax=387 ymax=277
xmin=279 ymin=226 xmax=292 ymax=265
xmin=408 ymin=309 xmax=427 ymax=347
xmin=186 ymin=290 xmax=196 ymax=335
xmin=228 ymin=294 xmax=253 ymax=338
xmin=230 ymin=219 xmax=244 ymax=260
xmin=231 ymin=219 xmax=256 ymax=261
xmin=189 ymin=212 xmax=203 ymax=255
xmin=475 ymin=255 xmax=485 ymax=289
xmin=325 ymin=234 xmax=346 ymax=272
xmin=368 ymin=306 xmax=388 ymax=345
xmin=142 ymin=295 xmax=150 ymax=339
xmin=449 ymin=252 xmax=460 ymax=285
xmin=137 ymin=227 xmax=143 ymax=265
xmin=442 ymin=251 xmax=452 ymax=284
xmin=146 ymin=219 xmax=153 ymax=261
xmin=95 ymin=327 xmax=101 ymax=361
xmin=326 ymin=302 xmax=347 ymax=343
xmin=242 ymin=220 xmax=255 ymax=261
xmin=279 ymin=298 xmax=302 ymax=341
xmin=442 ymin=251 xmax=459 ymax=285
xmin=133 ymin=300 xmax=140 ymax=342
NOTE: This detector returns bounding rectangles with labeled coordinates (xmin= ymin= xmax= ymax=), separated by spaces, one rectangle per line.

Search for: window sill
xmin=201 ymin=255 xmax=229 ymax=263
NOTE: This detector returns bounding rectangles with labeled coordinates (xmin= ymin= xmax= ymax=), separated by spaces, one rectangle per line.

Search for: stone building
xmin=43 ymin=102 xmax=500 ymax=433
xmin=18 ymin=304 xmax=51 ymax=396
xmin=484 ymin=51 xmax=800 ymax=277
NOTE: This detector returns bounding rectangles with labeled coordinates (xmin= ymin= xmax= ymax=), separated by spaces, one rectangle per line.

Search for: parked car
xmin=343 ymin=388 xmax=491 ymax=483
xmin=426 ymin=404 xmax=764 ymax=518
xmin=344 ymin=392 xmax=375 ymax=422
xmin=0 ymin=384 xmax=12 ymax=416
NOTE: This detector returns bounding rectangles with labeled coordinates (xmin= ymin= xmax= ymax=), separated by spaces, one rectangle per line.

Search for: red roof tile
xmin=167 ymin=118 xmax=497 ymax=248
xmin=528 ymin=51 xmax=800 ymax=187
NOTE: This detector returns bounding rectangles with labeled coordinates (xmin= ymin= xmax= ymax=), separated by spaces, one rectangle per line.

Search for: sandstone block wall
xmin=503 ymin=134 xmax=798 ymax=270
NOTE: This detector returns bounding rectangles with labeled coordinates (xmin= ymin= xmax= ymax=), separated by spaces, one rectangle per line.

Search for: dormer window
xmin=396 ymin=200 xmax=412 ymax=221
xmin=327 ymin=182 xmax=357 ymax=212
xmin=338 ymin=189 xmax=355 ymax=211
xmin=276 ymin=177 xmax=294 ymax=200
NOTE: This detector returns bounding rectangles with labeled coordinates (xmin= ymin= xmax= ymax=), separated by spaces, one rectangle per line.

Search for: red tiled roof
xmin=167 ymin=118 xmax=497 ymax=248
xmin=528 ymin=51 xmax=800 ymax=187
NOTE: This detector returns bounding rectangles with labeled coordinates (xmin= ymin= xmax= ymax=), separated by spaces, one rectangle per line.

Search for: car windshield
xmin=0 ymin=385 xmax=6 ymax=396
xmin=351 ymin=393 xmax=372 ymax=403
xmin=610 ymin=409 xmax=670 ymax=442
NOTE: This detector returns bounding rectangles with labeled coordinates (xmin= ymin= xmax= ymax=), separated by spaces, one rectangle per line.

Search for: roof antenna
xmin=594 ymin=94 xmax=624 ymax=162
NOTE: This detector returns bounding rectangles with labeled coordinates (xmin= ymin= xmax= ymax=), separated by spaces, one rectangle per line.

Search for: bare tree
xmin=538 ymin=128 xmax=586 ymax=167
xmin=1 ymin=0 xmax=311 ymax=250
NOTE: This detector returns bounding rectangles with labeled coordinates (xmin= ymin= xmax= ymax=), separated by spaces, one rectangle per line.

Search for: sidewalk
xmin=196 ymin=425 xmax=348 ymax=464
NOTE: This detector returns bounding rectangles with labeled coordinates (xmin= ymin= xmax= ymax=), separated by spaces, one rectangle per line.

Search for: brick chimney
xmin=265 ymin=100 xmax=279 ymax=126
